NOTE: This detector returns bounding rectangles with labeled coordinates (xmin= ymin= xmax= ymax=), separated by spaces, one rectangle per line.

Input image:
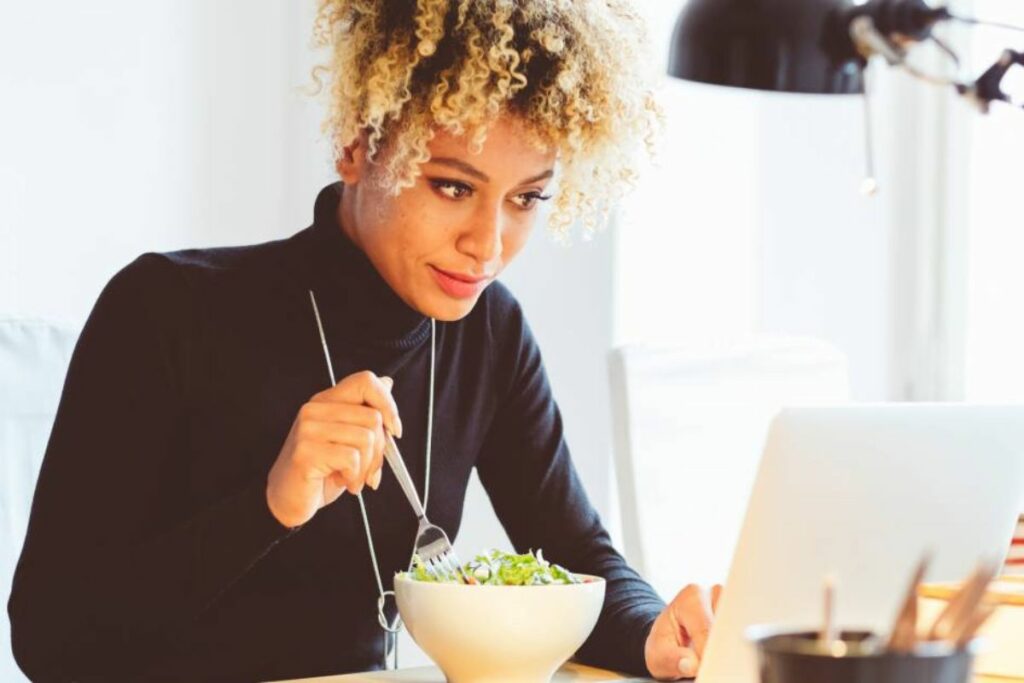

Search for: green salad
xmin=403 ymin=549 xmax=585 ymax=586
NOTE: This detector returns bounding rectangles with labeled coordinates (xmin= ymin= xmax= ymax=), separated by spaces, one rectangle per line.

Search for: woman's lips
xmin=430 ymin=266 xmax=491 ymax=299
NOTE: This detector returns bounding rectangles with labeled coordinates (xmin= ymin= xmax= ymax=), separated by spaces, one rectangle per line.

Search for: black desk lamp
xmin=669 ymin=0 xmax=1022 ymax=106
xmin=667 ymin=0 xmax=1022 ymax=192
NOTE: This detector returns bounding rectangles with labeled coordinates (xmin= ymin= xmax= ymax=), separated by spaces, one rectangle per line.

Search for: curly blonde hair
xmin=312 ymin=0 xmax=661 ymax=234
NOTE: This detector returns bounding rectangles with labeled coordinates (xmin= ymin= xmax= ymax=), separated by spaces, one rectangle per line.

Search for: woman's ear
xmin=336 ymin=134 xmax=368 ymax=184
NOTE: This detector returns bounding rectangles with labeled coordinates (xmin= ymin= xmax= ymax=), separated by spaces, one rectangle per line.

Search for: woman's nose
xmin=457 ymin=207 xmax=503 ymax=265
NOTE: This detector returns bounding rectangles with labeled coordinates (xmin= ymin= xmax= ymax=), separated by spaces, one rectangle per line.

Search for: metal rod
xmin=861 ymin=62 xmax=879 ymax=196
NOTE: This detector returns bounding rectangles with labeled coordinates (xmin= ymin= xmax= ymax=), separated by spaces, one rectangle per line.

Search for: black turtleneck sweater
xmin=9 ymin=183 xmax=664 ymax=682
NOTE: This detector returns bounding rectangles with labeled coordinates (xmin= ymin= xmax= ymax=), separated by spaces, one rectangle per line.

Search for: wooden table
xmin=272 ymin=662 xmax=647 ymax=682
xmin=271 ymin=661 xmax=1011 ymax=682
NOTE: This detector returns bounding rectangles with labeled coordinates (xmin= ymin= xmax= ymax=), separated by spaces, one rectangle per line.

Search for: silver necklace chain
xmin=308 ymin=290 xmax=436 ymax=671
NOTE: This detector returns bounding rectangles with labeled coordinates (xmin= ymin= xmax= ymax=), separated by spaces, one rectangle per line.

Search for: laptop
xmin=697 ymin=404 xmax=1024 ymax=683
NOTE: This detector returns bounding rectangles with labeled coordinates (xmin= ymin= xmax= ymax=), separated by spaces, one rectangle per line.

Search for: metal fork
xmin=383 ymin=432 xmax=468 ymax=583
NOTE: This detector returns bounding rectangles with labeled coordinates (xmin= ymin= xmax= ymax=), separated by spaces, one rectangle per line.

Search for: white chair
xmin=0 ymin=319 xmax=80 ymax=682
xmin=608 ymin=337 xmax=850 ymax=601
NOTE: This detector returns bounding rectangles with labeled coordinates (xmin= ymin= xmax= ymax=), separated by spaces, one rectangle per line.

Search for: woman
xmin=9 ymin=1 xmax=716 ymax=680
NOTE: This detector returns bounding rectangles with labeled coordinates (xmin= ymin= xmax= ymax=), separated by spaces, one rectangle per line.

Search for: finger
xmin=328 ymin=471 xmax=348 ymax=490
xmin=299 ymin=440 xmax=364 ymax=493
xmin=367 ymin=417 xmax=386 ymax=490
xmin=673 ymin=585 xmax=714 ymax=660
xmin=677 ymin=646 xmax=699 ymax=679
xmin=306 ymin=442 xmax=362 ymax=493
xmin=298 ymin=402 xmax=384 ymax=430
xmin=319 ymin=472 xmax=349 ymax=507
xmin=326 ymin=471 xmax=350 ymax=500
xmin=712 ymin=584 xmax=723 ymax=614
xmin=377 ymin=376 xmax=400 ymax=437
xmin=649 ymin=633 xmax=699 ymax=680
xmin=297 ymin=421 xmax=377 ymax=480
xmin=313 ymin=371 xmax=403 ymax=437
xmin=328 ymin=447 xmax=364 ymax=495
xmin=305 ymin=393 xmax=386 ymax=492
xmin=295 ymin=411 xmax=383 ymax=488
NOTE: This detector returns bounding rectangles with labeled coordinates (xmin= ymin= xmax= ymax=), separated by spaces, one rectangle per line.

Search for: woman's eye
xmin=511 ymin=191 xmax=552 ymax=210
xmin=430 ymin=179 xmax=473 ymax=200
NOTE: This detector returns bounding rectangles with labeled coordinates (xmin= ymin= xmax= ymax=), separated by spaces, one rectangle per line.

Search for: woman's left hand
xmin=644 ymin=583 xmax=722 ymax=680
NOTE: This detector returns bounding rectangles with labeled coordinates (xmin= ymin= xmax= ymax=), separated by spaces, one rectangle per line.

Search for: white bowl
xmin=394 ymin=573 xmax=606 ymax=683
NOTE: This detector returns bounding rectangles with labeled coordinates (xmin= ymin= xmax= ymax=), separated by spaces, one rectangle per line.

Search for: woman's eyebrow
xmin=428 ymin=157 xmax=490 ymax=182
xmin=519 ymin=169 xmax=554 ymax=185
xmin=426 ymin=157 xmax=555 ymax=186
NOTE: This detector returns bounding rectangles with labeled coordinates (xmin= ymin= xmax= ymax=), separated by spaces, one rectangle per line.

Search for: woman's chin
xmin=418 ymin=292 xmax=481 ymax=322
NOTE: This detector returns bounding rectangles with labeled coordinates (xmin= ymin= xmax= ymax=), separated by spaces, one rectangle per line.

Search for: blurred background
xmin=1 ymin=0 xmax=1021 ymax=675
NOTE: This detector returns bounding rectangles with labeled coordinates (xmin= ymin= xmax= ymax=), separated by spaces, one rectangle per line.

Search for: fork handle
xmin=383 ymin=432 xmax=426 ymax=519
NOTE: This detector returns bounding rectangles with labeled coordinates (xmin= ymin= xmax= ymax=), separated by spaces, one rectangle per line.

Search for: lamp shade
xmin=668 ymin=0 xmax=866 ymax=94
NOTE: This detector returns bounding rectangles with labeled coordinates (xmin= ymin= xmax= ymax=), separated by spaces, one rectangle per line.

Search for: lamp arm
xmin=849 ymin=15 xmax=959 ymax=86
xmin=957 ymin=50 xmax=1024 ymax=114
xmin=849 ymin=13 xmax=1023 ymax=115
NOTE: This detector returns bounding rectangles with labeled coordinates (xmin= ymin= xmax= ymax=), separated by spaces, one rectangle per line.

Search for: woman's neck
xmin=337 ymin=180 xmax=364 ymax=252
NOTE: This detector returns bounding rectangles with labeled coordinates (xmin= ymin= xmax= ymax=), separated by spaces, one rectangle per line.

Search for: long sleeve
xmin=11 ymin=187 xmax=635 ymax=681
xmin=475 ymin=300 xmax=665 ymax=677
xmin=8 ymin=255 xmax=297 ymax=682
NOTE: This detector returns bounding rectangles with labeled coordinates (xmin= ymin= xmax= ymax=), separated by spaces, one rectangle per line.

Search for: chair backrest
xmin=1008 ymin=514 xmax=1024 ymax=574
xmin=607 ymin=337 xmax=850 ymax=600
xmin=0 ymin=318 xmax=80 ymax=682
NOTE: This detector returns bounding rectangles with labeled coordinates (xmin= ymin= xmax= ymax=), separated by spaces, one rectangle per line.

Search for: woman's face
xmin=337 ymin=116 xmax=557 ymax=321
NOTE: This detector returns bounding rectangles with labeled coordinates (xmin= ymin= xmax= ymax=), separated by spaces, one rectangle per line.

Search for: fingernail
xmin=678 ymin=652 xmax=698 ymax=678
xmin=370 ymin=469 xmax=382 ymax=490
xmin=381 ymin=376 xmax=393 ymax=389
xmin=395 ymin=417 xmax=404 ymax=439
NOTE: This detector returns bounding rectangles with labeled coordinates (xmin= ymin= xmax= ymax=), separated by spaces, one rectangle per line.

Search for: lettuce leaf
xmin=401 ymin=548 xmax=582 ymax=585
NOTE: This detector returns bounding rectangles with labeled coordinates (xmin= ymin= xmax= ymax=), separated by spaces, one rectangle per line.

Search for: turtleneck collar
xmin=300 ymin=182 xmax=430 ymax=350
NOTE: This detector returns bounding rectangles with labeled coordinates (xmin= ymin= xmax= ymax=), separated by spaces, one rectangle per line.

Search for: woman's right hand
xmin=266 ymin=371 xmax=403 ymax=529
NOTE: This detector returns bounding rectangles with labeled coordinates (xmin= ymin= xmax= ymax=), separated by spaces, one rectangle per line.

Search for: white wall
xmin=614 ymin=80 xmax=896 ymax=401
xmin=620 ymin=1 xmax=974 ymax=403
xmin=962 ymin=0 xmax=1024 ymax=401
xmin=1 ymin=0 xmax=617 ymax=673
xmin=0 ymin=1 xmax=331 ymax=323
xmin=754 ymin=87 xmax=893 ymax=400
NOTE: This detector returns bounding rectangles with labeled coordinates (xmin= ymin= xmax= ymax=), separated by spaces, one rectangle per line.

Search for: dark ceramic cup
xmin=747 ymin=627 xmax=975 ymax=683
